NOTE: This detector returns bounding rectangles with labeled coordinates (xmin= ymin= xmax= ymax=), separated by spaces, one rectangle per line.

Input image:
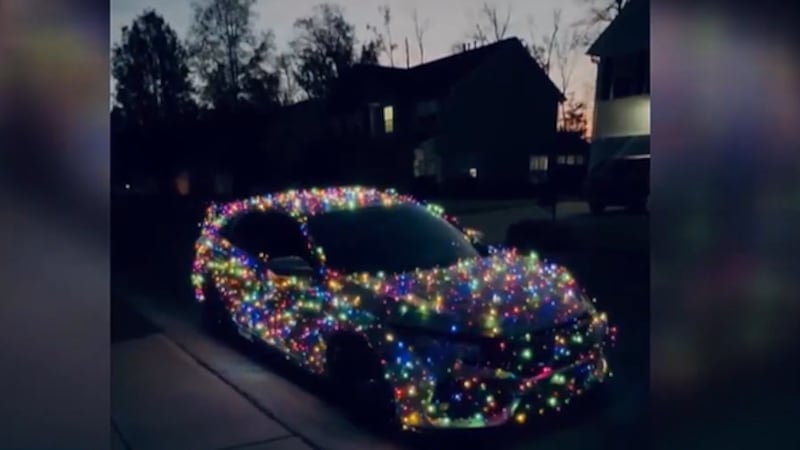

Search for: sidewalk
xmin=131 ymin=297 xmax=404 ymax=450
xmin=112 ymin=331 xmax=313 ymax=450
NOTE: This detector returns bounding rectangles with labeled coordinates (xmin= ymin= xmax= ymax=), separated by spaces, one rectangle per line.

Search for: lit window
xmin=529 ymin=156 xmax=548 ymax=171
xmin=567 ymin=155 xmax=575 ymax=165
xmin=383 ymin=105 xmax=394 ymax=133
xmin=469 ymin=168 xmax=478 ymax=178
xmin=557 ymin=156 xmax=566 ymax=164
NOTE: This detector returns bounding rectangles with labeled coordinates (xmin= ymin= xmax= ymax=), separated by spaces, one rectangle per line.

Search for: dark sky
xmin=112 ymin=0 xmax=598 ymax=123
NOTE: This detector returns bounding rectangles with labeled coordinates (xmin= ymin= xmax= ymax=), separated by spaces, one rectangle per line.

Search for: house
xmin=549 ymin=131 xmax=591 ymax=195
xmin=585 ymin=0 xmax=650 ymax=213
xmin=271 ymin=37 xmax=563 ymax=193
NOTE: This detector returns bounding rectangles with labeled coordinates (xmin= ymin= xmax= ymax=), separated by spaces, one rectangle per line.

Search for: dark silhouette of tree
xmin=411 ymin=9 xmax=429 ymax=64
xmin=574 ymin=0 xmax=627 ymax=46
xmin=523 ymin=8 xmax=584 ymax=130
xmin=553 ymin=16 xmax=582 ymax=101
xmin=187 ymin=0 xmax=280 ymax=111
xmin=290 ymin=3 xmax=380 ymax=98
xmin=471 ymin=2 xmax=511 ymax=44
xmin=580 ymin=0 xmax=626 ymax=25
xmin=525 ymin=10 xmax=560 ymax=76
xmin=378 ymin=5 xmax=396 ymax=67
xmin=359 ymin=27 xmax=384 ymax=65
xmin=404 ymin=37 xmax=410 ymax=68
xmin=275 ymin=54 xmax=300 ymax=104
xmin=111 ymin=10 xmax=194 ymax=128
xmin=559 ymin=95 xmax=589 ymax=138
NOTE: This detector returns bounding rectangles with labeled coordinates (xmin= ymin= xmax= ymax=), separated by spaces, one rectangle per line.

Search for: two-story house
xmin=585 ymin=0 xmax=650 ymax=213
xmin=276 ymin=37 xmax=563 ymax=192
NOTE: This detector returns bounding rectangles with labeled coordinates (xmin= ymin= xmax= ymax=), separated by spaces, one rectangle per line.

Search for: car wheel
xmin=327 ymin=338 xmax=397 ymax=428
xmin=202 ymin=282 xmax=233 ymax=336
xmin=589 ymin=200 xmax=605 ymax=215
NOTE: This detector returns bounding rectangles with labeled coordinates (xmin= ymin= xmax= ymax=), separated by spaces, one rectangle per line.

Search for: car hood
xmin=347 ymin=250 xmax=594 ymax=337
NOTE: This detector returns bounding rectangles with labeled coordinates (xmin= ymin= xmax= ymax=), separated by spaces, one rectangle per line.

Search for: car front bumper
xmin=396 ymin=349 xmax=610 ymax=430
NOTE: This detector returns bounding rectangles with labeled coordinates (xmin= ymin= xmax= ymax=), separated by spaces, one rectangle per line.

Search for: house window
xmin=383 ymin=105 xmax=394 ymax=134
xmin=576 ymin=155 xmax=584 ymax=164
xmin=557 ymin=155 xmax=566 ymax=164
xmin=567 ymin=155 xmax=576 ymax=165
xmin=469 ymin=168 xmax=478 ymax=178
xmin=416 ymin=100 xmax=439 ymax=117
xmin=601 ymin=51 xmax=649 ymax=100
xmin=599 ymin=59 xmax=613 ymax=100
xmin=639 ymin=51 xmax=650 ymax=94
xmin=529 ymin=156 xmax=549 ymax=171
xmin=416 ymin=100 xmax=439 ymax=131
xmin=368 ymin=104 xmax=378 ymax=136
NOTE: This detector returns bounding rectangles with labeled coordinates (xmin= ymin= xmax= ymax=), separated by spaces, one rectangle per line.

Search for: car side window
xmin=221 ymin=211 xmax=310 ymax=260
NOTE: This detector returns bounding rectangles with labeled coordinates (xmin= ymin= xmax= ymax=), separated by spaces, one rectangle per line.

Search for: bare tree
xmin=378 ymin=5 xmax=396 ymax=66
xmin=553 ymin=25 xmax=584 ymax=129
xmin=526 ymin=7 xmax=586 ymax=131
xmin=573 ymin=0 xmax=626 ymax=46
xmin=411 ymin=8 xmax=429 ymax=64
xmin=471 ymin=2 xmax=511 ymax=44
xmin=554 ymin=27 xmax=581 ymax=96
xmin=404 ymin=37 xmax=410 ymax=68
xmin=526 ymin=10 xmax=561 ymax=76
xmin=560 ymin=94 xmax=589 ymax=137
xmin=580 ymin=0 xmax=625 ymax=25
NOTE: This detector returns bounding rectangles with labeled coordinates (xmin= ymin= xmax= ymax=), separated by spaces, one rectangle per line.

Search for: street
xmin=112 ymin=199 xmax=648 ymax=450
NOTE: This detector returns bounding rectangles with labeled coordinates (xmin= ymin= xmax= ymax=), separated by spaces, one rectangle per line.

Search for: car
xmin=191 ymin=186 xmax=617 ymax=430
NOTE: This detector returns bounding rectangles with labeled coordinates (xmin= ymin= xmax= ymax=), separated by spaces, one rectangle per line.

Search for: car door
xmin=214 ymin=211 xmax=279 ymax=339
xmin=222 ymin=210 xmax=327 ymax=370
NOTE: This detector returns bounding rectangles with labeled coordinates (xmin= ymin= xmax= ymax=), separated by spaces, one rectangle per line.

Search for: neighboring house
xmin=273 ymin=37 xmax=563 ymax=191
xmin=585 ymin=0 xmax=650 ymax=213
xmin=549 ymin=131 xmax=591 ymax=194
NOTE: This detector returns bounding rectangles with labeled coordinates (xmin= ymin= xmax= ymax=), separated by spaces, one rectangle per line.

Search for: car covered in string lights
xmin=191 ymin=187 xmax=616 ymax=430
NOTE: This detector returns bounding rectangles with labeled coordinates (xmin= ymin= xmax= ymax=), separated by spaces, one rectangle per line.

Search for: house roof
xmin=330 ymin=37 xmax=562 ymax=108
xmin=587 ymin=0 xmax=649 ymax=57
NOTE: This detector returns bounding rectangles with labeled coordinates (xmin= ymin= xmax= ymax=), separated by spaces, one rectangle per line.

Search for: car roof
xmin=209 ymin=186 xmax=429 ymax=224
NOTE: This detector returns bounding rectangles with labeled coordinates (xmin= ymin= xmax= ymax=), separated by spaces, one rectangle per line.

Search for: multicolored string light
xmin=191 ymin=186 xmax=617 ymax=429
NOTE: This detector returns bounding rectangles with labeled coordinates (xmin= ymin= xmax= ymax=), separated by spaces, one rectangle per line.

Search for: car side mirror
xmin=266 ymin=255 xmax=316 ymax=278
xmin=464 ymin=227 xmax=496 ymax=256
xmin=463 ymin=227 xmax=485 ymax=244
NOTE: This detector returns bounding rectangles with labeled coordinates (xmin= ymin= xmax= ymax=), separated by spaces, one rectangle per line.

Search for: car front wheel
xmin=326 ymin=337 xmax=397 ymax=429
xmin=201 ymin=282 xmax=233 ymax=336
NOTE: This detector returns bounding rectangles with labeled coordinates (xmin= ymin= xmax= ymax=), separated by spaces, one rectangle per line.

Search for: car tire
xmin=201 ymin=282 xmax=233 ymax=336
xmin=327 ymin=337 xmax=397 ymax=429
xmin=589 ymin=200 xmax=605 ymax=215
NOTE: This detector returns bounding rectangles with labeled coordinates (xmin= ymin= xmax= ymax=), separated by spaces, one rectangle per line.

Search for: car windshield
xmin=306 ymin=203 xmax=480 ymax=274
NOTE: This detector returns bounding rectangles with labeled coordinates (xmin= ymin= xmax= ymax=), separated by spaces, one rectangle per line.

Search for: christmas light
xmin=191 ymin=186 xmax=616 ymax=430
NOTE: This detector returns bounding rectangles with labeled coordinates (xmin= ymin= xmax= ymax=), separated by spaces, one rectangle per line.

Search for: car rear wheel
xmin=202 ymin=282 xmax=234 ymax=336
xmin=326 ymin=337 xmax=397 ymax=429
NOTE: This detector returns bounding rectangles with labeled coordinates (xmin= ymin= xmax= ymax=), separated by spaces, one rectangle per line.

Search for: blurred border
xmin=0 ymin=0 xmax=109 ymax=448
xmin=652 ymin=0 xmax=800 ymax=448
xmin=1 ymin=0 xmax=800 ymax=447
